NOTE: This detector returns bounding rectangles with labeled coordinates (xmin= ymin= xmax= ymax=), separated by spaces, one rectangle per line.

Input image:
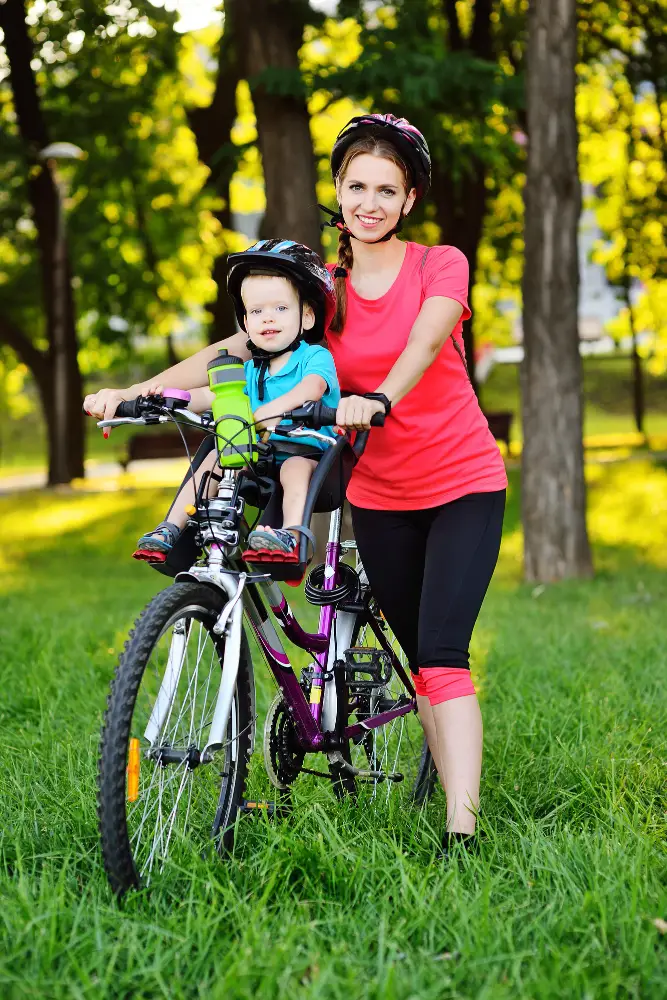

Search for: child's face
xmin=242 ymin=275 xmax=314 ymax=352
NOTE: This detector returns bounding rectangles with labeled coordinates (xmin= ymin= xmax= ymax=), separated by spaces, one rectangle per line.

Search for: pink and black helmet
xmin=330 ymin=113 xmax=431 ymax=202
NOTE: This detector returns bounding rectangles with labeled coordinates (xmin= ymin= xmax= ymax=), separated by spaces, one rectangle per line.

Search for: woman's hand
xmin=83 ymin=386 xmax=134 ymax=421
xmin=335 ymin=395 xmax=386 ymax=431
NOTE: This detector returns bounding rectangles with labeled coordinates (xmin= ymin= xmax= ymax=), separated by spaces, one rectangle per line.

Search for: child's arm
xmin=187 ymin=387 xmax=215 ymax=413
xmin=253 ymin=374 xmax=328 ymax=429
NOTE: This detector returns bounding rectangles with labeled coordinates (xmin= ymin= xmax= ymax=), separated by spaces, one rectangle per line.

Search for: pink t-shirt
xmin=326 ymin=241 xmax=507 ymax=510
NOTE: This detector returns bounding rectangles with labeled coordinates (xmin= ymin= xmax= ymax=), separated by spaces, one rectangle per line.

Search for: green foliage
xmin=578 ymin=2 xmax=667 ymax=372
xmin=0 ymin=1 xmax=227 ymax=371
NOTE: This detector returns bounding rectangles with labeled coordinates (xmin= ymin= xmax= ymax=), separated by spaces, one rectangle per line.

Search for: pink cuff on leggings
xmin=411 ymin=667 xmax=476 ymax=706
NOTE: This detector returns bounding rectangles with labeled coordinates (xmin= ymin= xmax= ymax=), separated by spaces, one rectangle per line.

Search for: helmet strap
xmin=319 ymin=201 xmax=407 ymax=245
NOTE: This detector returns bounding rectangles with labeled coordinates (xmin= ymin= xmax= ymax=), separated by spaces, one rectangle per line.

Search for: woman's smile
xmin=356 ymin=213 xmax=384 ymax=228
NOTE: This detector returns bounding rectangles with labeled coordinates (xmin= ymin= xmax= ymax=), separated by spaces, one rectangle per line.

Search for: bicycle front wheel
xmin=98 ymin=582 xmax=254 ymax=895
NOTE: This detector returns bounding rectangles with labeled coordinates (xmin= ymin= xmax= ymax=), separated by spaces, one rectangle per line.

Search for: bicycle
xmin=96 ymin=389 xmax=437 ymax=895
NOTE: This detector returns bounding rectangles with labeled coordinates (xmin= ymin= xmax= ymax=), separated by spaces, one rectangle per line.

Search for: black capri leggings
xmin=351 ymin=490 xmax=505 ymax=672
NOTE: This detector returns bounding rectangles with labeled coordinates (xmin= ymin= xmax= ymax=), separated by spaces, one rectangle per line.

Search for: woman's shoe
xmin=436 ymin=831 xmax=480 ymax=862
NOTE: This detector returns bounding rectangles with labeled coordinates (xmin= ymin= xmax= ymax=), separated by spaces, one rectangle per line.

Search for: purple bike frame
xmin=242 ymin=526 xmax=416 ymax=752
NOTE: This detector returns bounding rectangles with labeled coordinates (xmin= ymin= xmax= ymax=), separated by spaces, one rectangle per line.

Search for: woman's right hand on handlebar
xmin=335 ymin=395 xmax=386 ymax=431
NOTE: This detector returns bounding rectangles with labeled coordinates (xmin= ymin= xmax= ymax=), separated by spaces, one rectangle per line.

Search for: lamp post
xmin=37 ymin=142 xmax=85 ymax=481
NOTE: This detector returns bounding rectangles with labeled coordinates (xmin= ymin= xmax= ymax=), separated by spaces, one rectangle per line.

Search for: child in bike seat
xmin=133 ymin=239 xmax=339 ymax=562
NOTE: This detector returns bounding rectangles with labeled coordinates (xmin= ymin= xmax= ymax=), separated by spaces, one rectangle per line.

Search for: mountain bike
xmin=96 ymin=390 xmax=436 ymax=895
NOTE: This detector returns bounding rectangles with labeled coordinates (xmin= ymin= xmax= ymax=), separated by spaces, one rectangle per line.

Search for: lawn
xmin=0 ymin=462 xmax=665 ymax=998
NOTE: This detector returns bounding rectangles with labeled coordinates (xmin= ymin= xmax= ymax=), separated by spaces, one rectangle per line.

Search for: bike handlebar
xmin=115 ymin=398 xmax=143 ymax=419
xmin=285 ymin=400 xmax=385 ymax=430
xmin=90 ymin=394 xmax=386 ymax=432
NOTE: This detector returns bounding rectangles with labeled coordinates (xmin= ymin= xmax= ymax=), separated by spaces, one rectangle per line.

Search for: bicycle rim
xmin=99 ymin=585 xmax=252 ymax=892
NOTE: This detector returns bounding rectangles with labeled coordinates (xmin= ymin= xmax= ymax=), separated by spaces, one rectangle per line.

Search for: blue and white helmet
xmin=227 ymin=239 xmax=335 ymax=343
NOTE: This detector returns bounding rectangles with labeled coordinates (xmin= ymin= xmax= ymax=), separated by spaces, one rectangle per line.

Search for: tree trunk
xmin=238 ymin=0 xmax=323 ymax=254
xmin=520 ymin=0 xmax=592 ymax=582
xmin=0 ymin=0 xmax=84 ymax=485
xmin=188 ymin=1 xmax=243 ymax=343
xmin=624 ymin=282 xmax=645 ymax=437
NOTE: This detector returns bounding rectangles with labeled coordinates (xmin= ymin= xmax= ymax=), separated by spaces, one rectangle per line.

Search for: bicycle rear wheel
xmin=98 ymin=582 xmax=253 ymax=895
xmin=331 ymin=598 xmax=437 ymax=802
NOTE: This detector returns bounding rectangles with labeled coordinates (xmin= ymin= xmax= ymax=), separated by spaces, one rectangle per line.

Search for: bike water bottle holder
xmin=343 ymin=647 xmax=393 ymax=690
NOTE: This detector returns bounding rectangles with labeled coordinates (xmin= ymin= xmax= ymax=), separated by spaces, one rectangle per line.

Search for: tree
xmin=520 ymin=0 xmax=592 ymax=581
xmin=236 ymin=0 xmax=323 ymax=254
xmin=578 ymin=2 xmax=667 ymax=415
xmin=0 ymin=0 xmax=84 ymax=484
xmin=186 ymin=9 xmax=244 ymax=343
xmin=315 ymin=0 xmax=526 ymax=391
xmin=0 ymin=1 xmax=223 ymax=480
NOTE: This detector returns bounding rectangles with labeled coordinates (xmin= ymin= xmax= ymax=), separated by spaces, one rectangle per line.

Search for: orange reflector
xmin=184 ymin=504 xmax=197 ymax=516
xmin=127 ymin=738 xmax=140 ymax=802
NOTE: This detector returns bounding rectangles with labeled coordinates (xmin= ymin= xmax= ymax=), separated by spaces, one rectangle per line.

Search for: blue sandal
xmin=133 ymin=521 xmax=182 ymax=563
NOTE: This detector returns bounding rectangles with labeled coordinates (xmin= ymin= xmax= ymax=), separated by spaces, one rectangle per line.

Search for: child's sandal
xmin=132 ymin=521 xmax=181 ymax=562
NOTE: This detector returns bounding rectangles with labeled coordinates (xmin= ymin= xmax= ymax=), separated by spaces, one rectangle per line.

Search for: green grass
xmin=0 ymin=466 xmax=666 ymax=998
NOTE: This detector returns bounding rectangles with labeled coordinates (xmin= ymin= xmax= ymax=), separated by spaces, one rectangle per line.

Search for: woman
xmin=85 ymin=114 xmax=507 ymax=855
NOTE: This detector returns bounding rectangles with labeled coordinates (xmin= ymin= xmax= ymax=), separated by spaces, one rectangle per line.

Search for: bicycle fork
xmin=143 ymin=569 xmax=246 ymax=762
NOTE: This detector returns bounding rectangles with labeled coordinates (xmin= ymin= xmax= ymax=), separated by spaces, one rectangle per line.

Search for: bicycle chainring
xmin=263 ymin=691 xmax=306 ymax=790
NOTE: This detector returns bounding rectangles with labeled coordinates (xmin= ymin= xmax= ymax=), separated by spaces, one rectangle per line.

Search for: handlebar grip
xmin=315 ymin=403 xmax=385 ymax=428
xmin=314 ymin=404 xmax=338 ymax=427
xmin=115 ymin=398 xmax=142 ymax=419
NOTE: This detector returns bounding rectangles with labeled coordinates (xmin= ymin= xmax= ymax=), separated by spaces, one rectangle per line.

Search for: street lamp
xmin=37 ymin=141 xmax=85 ymax=481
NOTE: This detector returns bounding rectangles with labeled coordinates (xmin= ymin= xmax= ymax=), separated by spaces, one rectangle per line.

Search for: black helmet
xmin=227 ymin=239 xmax=335 ymax=343
xmin=331 ymin=113 xmax=431 ymax=202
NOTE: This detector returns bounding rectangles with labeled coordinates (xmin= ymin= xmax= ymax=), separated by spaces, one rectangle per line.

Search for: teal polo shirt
xmin=244 ymin=341 xmax=341 ymax=456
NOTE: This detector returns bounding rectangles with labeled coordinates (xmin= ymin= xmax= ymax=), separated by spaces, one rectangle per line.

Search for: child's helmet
xmin=227 ymin=239 xmax=336 ymax=343
xmin=331 ymin=113 xmax=431 ymax=202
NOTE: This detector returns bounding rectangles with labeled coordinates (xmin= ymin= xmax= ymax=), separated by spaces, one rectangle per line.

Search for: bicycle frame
xmin=99 ymin=401 xmax=417 ymax=764
xmin=241 ymin=507 xmax=417 ymax=753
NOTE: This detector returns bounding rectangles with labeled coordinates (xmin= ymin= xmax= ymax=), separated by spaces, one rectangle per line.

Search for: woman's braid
xmin=330 ymin=229 xmax=354 ymax=333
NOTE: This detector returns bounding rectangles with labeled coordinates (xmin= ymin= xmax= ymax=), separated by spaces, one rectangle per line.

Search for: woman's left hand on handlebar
xmin=335 ymin=395 xmax=386 ymax=431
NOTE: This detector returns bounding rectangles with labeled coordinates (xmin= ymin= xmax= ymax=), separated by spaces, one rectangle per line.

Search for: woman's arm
xmin=336 ymin=297 xmax=464 ymax=430
xmin=84 ymin=331 xmax=251 ymax=420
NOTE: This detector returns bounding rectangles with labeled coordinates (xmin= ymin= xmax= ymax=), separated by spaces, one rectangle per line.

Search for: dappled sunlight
xmin=0 ymin=489 xmax=172 ymax=581
xmin=586 ymin=459 xmax=667 ymax=567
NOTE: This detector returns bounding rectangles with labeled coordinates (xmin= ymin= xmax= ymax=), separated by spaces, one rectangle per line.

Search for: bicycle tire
xmin=330 ymin=600 xmax=437 ymax=802
xmin=98 ymin=582 xmax=253 ymax=895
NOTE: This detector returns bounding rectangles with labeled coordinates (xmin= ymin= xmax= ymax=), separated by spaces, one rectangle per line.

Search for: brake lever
xmin=97 ymin=417 xmax=154 ymax=428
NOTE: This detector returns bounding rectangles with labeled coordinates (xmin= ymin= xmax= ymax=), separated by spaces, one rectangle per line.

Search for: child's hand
xmin=144 ymin=383 xmax=164 ymax=397
xmin=253 ymin=404 xmax=273 ymax=431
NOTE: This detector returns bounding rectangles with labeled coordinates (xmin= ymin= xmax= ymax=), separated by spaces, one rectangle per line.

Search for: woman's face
xmin=336 ymin=153 xmax=416 ymax=243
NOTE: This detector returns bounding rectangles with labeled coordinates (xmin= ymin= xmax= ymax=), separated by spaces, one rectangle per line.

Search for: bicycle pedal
xmin=240 ymin=799 xmax=277 ymax=817
xmin=344 ymin=646 xmax=392 ymax=683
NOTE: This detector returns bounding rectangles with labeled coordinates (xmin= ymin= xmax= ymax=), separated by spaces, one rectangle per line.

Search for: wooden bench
xmin=120 ymin=428 xmax=208 ymax=472
xmin=483 ymin=411 xmax=513 ymax=455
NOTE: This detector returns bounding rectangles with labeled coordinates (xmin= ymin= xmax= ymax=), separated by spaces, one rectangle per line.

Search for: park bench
xmin=483 ymin=410 xmax=513 ymax=456
xmin=120 ymin=428 xmax=208 ymax=472
xmin=120 ymin=412 xmax=516 ymax=470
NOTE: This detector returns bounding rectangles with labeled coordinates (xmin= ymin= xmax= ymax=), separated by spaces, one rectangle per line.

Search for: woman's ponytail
xmin=329 ymin=229 xmax=353 ymax=334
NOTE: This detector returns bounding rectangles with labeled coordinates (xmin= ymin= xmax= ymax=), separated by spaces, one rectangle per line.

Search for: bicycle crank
xmin=327 ymin=750 xmax=404 ymax=783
